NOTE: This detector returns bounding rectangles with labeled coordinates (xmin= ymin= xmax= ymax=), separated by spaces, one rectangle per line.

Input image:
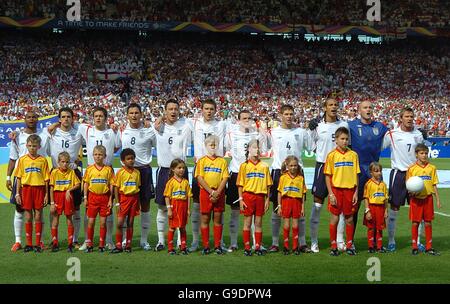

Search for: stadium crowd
xmin=0 ymin=32 xmax=449 ymax=135
xmin=1 ymin=0 xmax=449 ymax=27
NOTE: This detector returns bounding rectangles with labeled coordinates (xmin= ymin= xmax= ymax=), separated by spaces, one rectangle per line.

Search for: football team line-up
xmin=6 ymin=97 xmax=442 ymax=257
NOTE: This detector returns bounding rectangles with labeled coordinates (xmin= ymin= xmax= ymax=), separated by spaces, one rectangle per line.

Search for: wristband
xmin=15 ymin=194 xmax=20 ymax=198
xmin=239 ymin=197 xmax=243 ymax=201
xmin=6 ymin=176 xmax=11 ymax=181
xmin=166 ymin=205 xmax=172 ymax=209
xmin=365 ymin=208 xmax=370 ymax=214
xmin=50 ymin=202 xmax=55 ymax=205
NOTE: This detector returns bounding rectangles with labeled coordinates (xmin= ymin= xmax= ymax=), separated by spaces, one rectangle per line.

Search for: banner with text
xmin=0 ymin=115 xmax=58 ymax=203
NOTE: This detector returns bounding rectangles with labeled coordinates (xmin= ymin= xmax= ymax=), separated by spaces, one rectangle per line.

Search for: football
xmin=406 ymin=176 xmax=425 ymax=193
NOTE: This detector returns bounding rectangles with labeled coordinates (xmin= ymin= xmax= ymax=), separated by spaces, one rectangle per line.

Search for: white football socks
xmin=84 ymin=214 xmax=89 ymax=242
xmin=271 ymin=211 xmax=281 ymax=246
xmin=251 ymin=221 xmax=256 ymax=247
xmin=190 ymin=203 xmax=200 ymax=245
xmin=388 ymin=209 xmax=398 ymax=245
xmin=105 ymin=213 xmax=114 ymax=245
xmin=72 ymin=209 xmax=81 ymax=243
xmin=140 ymin=211 xmax=150 ymax=245
xmin=337 ymin=213 xmax=345 ymax=247
xmin=122 ymin=216 xmax=128 ymax=243
xmin=14 ymin=210 xmax=23 ymax=243
xmin=229 ymin=209 xmax=240 ymax=248
xmin=39 ymin=212 xmax=46 ymax=244
xmin=298 ymin=216 xmax=306 ymax=246
xmin=156 ymin=205 xmax=167 ymax=245
xmin=176 ymin=229 xmax=181 ymax=248
xmin=417 ymin=220 xmax=424 ymax=245
xmin=310 ymin=203 xmax=323 ymax=245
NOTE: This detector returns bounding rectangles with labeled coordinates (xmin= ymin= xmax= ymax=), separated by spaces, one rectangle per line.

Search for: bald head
xmin=359 ymin=101 xmax=373 ymax=123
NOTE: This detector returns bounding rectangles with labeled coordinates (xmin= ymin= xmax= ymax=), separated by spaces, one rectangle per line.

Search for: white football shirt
xmin=225 ymin=125 xmax=267 ymax=173
xmin=310 ymin=120 xmax=349 ymax=163
xmin=269 ymin=126 xmax=312 ymax=169
xmin=189 ymin=117 xmax=227 ymax=161
xmin=120 ymin=124 xmax=156 ymax=167
xmin=383 ymin=127 xmax=423 ymax=171
xmin=153 ymin=117 xmax=192 ymax=167
xmin=9 ymin=130 xmax=48 ymax=163
xmin=78 ymin=124 xmax=121 ymax=166
xmin=44 ymin=127 xmax=82 ymax=168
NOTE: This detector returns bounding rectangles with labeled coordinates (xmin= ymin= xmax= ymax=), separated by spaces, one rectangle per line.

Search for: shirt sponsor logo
xmin=283 ymin=186 xmax=300 ymax=192
xmin=173 ymin=191 xmax=186 ymax=196
xmin=373 ymin=192 xmax=385 ymax=197
xmin=334 ymin=162 xmax=354 ymax=167
xmin=124 ymin=182 xmax=137 ymax=186
xmin=246 ymin=172 xmax=265 ymax=178
xmin=56 ymin=180 xmax=71 ymax=185
xmin=204 ymin=167 xmax=222 ymax=173
xmin=419 ymin=175 xmax=432 ymax=180
xmin=91 ymin=178 xmax=107 ymax=184
xmin=25 ymin=167 xmax=42 ymax=173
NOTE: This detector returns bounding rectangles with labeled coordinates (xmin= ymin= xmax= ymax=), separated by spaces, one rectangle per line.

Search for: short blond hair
xmin=58 ymin=151 xmax=71 ymax=162
xmin=204 ymin=134 xmax=220 ymax=146
xmin=93 ymin=145 xmax=106 ymax=155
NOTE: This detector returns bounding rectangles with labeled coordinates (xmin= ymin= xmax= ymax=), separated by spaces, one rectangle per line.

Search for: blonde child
xmin=83 ymin=145 xmax=114 ymax=253
xmin=277 ymin=156 xmax=307 ymax=255
xmin=14 ymin=134 xmax=50 ymax=253
xmin=237 ymin=139 xmax=273 ymax=256
xmin=194 ymin=135 xmax=229 ymax=255
xmin=49 ymin=151 xmax=81 ymax=252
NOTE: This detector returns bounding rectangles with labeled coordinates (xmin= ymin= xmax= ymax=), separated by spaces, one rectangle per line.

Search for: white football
xmin=406 ymin=176 xmax=424 ymax=192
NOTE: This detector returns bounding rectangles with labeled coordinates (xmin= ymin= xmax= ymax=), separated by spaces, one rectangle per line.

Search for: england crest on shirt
xmin=372 ymin=127 xmax=379 ymax=136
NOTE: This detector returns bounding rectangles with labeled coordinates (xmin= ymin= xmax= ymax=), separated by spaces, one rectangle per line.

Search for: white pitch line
xmin=435 ymin=211 xmax=450 ymax=218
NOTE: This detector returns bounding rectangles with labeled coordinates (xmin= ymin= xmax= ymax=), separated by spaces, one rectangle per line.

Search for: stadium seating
xmin=0 ymin=0 xmax=449 ymax=27
xmin=0 ymin=30 xmax=448 ymax=136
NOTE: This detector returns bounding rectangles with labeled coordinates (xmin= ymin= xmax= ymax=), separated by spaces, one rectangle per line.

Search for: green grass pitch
xmin=1 ymin=158 xmax=450 ymax=284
